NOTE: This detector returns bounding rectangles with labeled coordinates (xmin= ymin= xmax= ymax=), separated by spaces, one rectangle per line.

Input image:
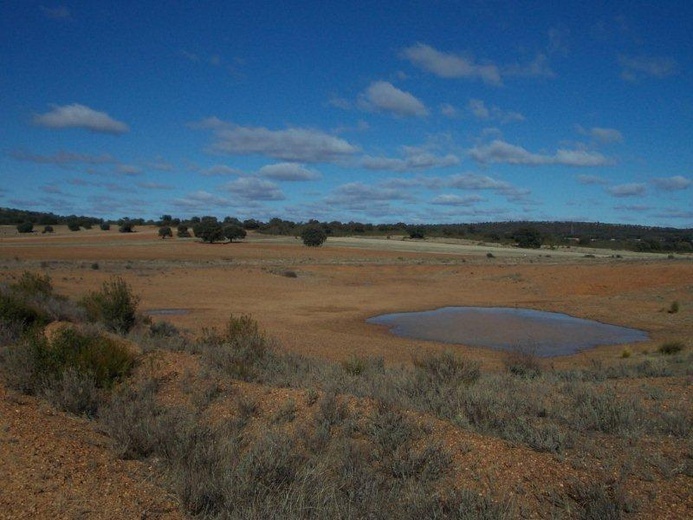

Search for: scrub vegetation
xmin=1 ymin=273 xmax=690 ymax=519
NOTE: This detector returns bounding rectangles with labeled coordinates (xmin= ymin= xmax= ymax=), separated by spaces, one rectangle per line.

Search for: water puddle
xmin=145 ymin=308 xmax=190 ymax=316
xmin=367 ymin=307 xmax=649 ymax=356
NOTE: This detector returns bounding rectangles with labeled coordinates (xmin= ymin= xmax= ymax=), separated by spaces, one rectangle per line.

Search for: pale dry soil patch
xmin=0 ymin=227 xmax=691 ymax=518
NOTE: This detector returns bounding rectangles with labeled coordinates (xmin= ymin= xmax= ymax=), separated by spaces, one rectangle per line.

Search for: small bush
xmin=659 ymin=341 xmax=684 ymax=355
xmin=300 ymin=225 xmax=327 ymax=247
xmin=158 ymin=226 xmax=173 ymax=239
xmin=100 ymin=223 xmax=111 ymax=231
xmin=67 ymin=222 xmax=81 ymax=231
xmin=42 ymin=225 xmax=54 ymax=233
xmin=667 ymin=301 xmax=679 ymax=314
xmin=504 ymin=347 xmax=543 ymax=378
xmin=176 ymin=225 xmax=191 ymax=238
xmin=486 ymin=252 xmax=495 ymax=258
xmin=16 ymin=222 xmax=33 ymax=233
xmin=82 ymin=276 xmax=140 ymax=334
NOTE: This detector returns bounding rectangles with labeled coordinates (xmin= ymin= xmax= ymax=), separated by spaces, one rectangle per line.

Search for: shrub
xmin=223 ymin=224 xmax=246 ymax=242
xmin=11 ymin=271 xmax=53 ymax=297
xmin=504 ymin=347 xmax=543 ymax=378
xmin=176 ymin=225 xmax=191 ymax=238
xmin=513 ymin=227 xmax=543 ymax=248
xmin=42 ymin=225 xmax=54 ymax=233
xmin=16 ymin=222 xmax=33 ymax=233
xmin=158 ymin=226 xmax=173 ymax=239
xmin=100 ymin=223 xmax=111 ymax=231
xmin=667 ymin=301 xmax=679 ymax=314
xmin=67 ymin=221 xmax=81 ymax=232
xmin=82 ymin=276 xmax=140 ymax=334
xmin=486 ymin=252 xmax=495 ymax=258
xmin=119 ymin=222 xmax=134 ymax=233
xmin=300 ymin=225 xmax=327 ymax=247
xmin=408 ymin=227 xmax=425 ymax=239
xmin=659 ymin=341 xmax=684 ymax=355
xmin=193 ymin=221 xmax=224 ymax=243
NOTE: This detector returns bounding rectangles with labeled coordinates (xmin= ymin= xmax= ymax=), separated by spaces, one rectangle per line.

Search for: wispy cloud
xmin=651 ymin=175 xmax=690 ymax=191
xmin=430 ymin=194 xmax=484 ymax=206
xmin=10 ymin=149 xmax=116 ymax=166
xmin=468 ymin=99 xmax=525 ymax=123
xmin=223 ymin=177 xmax=285 ymax=200
xmin=401 ymin=43 xmax=502 ymax=85
xmin=619 ymin=55 xmax=677 ymax=81
xmin=198 ymin=164 xmax=244 ymax=176
xmin=258 ymin=162 xmax=321 ymax=181
xmin=577 ymin=126 xmax=624 ymax=144
xmin=358 ymin=81 xmax=428 ymax=117
xmin=362 ymin=146 xmax=459 ymax=172
xmin=192 ymin=118 xmax=358 ymax=163
xmin=469 ymin=140 xmax=610 ymax=167
xmin=607 ymin=183 xmax=646 ymax=197
xmin=173 ymin=190 xmax=230 ymax=210
xmin=137 ymin=182 xmax=173 ymax=190
xmin=577 ymin=174 xmax=608 ymax=185
xmin=447 ymin=173 xmax=530 ymax=202
xmin=33 ymin=104 xmax=129 ymax=134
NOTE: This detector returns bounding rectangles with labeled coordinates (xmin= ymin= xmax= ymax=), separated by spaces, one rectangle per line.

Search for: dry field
xmin=0 ymin=226 xmax=691 ymax=518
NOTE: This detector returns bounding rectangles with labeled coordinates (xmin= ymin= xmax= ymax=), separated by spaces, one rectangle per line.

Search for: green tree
xmin=513 ymin=227 xmax=543 ymax=249
xmin=67 ymin=221 xmax=81 ymax=231
xmin=301 ymin=225 xmax=327 ymax=247
xmin=193 ymin=220 xmax=224 ymax=243
xmin=16 ymin=222 xmax=33 ymax=233
xmin=158 ymin=226 xmax=173 ymax=239
xmin=223 ymin=225 xmax=247 ymax=242
xmin=408 ymin=226 xmax=425 ymax=239
xmin=176 ymin=224 xmax=191 ymax=238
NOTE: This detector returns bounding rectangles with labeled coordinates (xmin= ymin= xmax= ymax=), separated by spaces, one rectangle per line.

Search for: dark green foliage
xmin=513 ymin=227 xmax=543 ymax=248
xmin=408 ymin=226 xmax=425 ymax=239
xmin=42 ymin=225 xmax=54 ymax=233
xmin=67 ymin=221 xmax=81 ymax=231
xmin=16 ymin=221 xmax=33 ymax=233
xmin=223 ymin=224 xmax=246 ymax=242
xmin=100 ymin=223 xmax=111 ymax=231
xmin=193 ymin=220 xmax=224 ymax=243
xmin=118 ymin=221 xmax=134 ymax=233
xmin=667 ymin=300 xmax=679 ymax=313
xmin=659 ymin=341 xmax=684 ymax=355
xmin=2 ymin=326 xmax=135 ymax=400
xmin=158 ymin=225 xmax=173 ymax=239
xmin=176 ymin=224 xmax=191 ymax=238
xmin=300 ymin=225 xmax=327 ymax=247
xmin=82 ymin=276 xmax=140 ymax=334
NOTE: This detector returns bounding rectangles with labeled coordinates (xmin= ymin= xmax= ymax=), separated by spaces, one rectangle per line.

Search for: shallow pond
xmin=367 ymin=307 xmax=649 ymax=357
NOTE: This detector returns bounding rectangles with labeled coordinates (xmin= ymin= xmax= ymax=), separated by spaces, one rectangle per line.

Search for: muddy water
xmin=367 ymin=307 xmax=649 ymax=357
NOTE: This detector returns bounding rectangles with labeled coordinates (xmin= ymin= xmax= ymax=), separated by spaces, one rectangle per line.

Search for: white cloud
xmin=328 ymin=182 xmax=411 ymax=206
xmin=504 ymin=53 xmax=555 ymax=78
xmin=359 ymin=81 xmax=428 ymax=117
xmin=173 ymin=190 xmax=230 ymax=210
xmin=431 ymin=194 xmax=484 ymax=206
xmin=137 ymin=182 xmax=173 ymax=190
xmin=116 ymin=164 xmax=142 ymax=175
xmin=362 ymin=147 xmax=459 ymax=172
xmin=607 ymin=183 xmax=646 ymax=197
xmin=258 ymin=162 xmax=321 ymax=181
xmin=469 ymin=140 xmax=610 ymax=167
xmin=33 ymin=104 xmax=129 ymax=134
xmin=619 ymin=55 xmax=677 ymax=81
xmin=193 ymin=119 xmax=358 ymax=163
xmin=588 ymin=127 xmax=623 ymax=144
xmin=468 ymin=99 xmax=524 ymax=123
xmin=651 ymin=175 xmax=691 ymax=190
xmin=402 ymin=43 xmax=502 ymax=85
xmin=11 ymin=149 xmax=116 ymax=166
xmin=447 ymin=173 xmax=530 ymax=202
xmin=199 ymin=164 xmax=244 ymax=176
xmin=223 ymin=177 xmax=285 ymax=200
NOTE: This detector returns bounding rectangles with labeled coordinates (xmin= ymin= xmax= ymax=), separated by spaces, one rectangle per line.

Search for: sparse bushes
xmin=659 ymin=341 xmax=684 ymax=355
xmin=158 ymin=225 xmax=173 ymax=239
xmin=82 ymin=276 xmax=140 ymax=334
xmin=300 ymin=225 xmax=327 ymax=247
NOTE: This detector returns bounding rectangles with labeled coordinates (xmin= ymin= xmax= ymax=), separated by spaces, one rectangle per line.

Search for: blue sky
xmin=1 ymin=1 xmax=691 ymax=226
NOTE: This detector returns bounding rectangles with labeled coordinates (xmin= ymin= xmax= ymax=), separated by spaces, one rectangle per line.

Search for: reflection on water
xmin=146 ymin=308 xmax=190 ymax=316
xmin=367 ymin=307 xmax=649 ymax=357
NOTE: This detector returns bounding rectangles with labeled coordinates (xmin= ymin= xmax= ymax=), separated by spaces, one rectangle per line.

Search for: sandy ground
xmin=0 ymin=226 xmax=691 ymax=518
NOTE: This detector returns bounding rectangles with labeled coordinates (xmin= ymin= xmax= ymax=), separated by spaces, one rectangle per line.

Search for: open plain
xmin=1 ymin=226 xmax=691 ymax=519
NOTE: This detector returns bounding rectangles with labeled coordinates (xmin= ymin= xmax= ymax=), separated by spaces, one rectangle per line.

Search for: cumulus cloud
xmin=447 ymin=173 xmax=530 ymax=202
xmin=359 ymin=81 xmax=428 ymax=117
xmin=430 ymin=194 xmax=484 ymax=206
xmin=651 ymin=175 xmax=690 ymax=190
xmin=469 ymin=140 xmax=610 ymax=167
xmin=607 ymin=183 xmax=646 ymax=197
xmin=467 ymin=99 xmax=524 ymax=123
xmin=362 ymin=147 xmax=459 ymax=172
xmin=33 ymin=104 xmax=129 ymax=134
xmin=401 ymin=43 xmax=502 ymax=85
xmin=619 ymin=55 xmax=677 ymax=81
xmin=192 ymin=118 xmax=358 ymax=163
xmin=328 ymin=182 xmax=411 ymax=207
xmin=258 ymin=162 xmax=321 ymax=181
xmin=223 ymin=177 xmax=285 ymax=200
